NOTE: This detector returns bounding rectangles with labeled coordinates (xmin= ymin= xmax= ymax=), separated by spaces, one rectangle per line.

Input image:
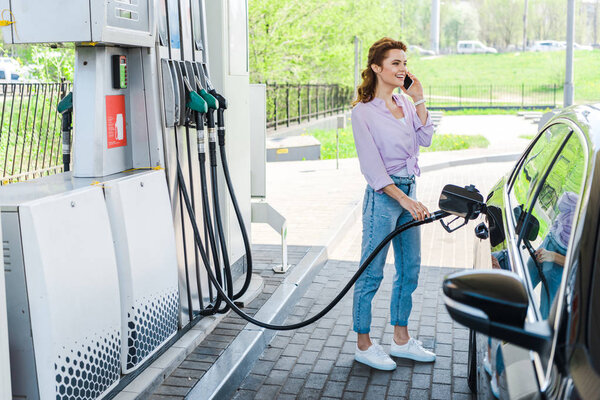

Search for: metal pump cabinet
xmin=0 ymin=0 xmax=180 ymax=397
xmin=1 ymin=0 xmax=253 ymax=397
xmin=1 ymin=185 xmax=122 ymax=399
xmin=1 ymin=168 xmax=181 ymax=398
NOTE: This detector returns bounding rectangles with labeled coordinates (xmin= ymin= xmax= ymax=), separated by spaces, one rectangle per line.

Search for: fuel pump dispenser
xmin=57 ymin=91 xmax=73 ymax=172
xmin=0 ymin=0 xmax=181 ymax=397
xmin=0 ymin=215 xmax=11 ymax=399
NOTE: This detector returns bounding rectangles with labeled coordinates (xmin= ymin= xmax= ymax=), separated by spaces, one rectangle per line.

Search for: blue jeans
xmin=353 ymin=175 xmax=421 ymax=334
xmin=526 ymin=232 xmax=565 ymax=319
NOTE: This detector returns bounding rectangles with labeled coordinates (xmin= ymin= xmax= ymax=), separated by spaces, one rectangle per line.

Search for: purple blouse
xmin=351 ymin=94 xmax=434 ymax=192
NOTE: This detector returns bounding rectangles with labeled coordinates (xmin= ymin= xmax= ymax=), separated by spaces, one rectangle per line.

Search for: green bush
xmin=311 ymin=126 xmax=489 ymax=160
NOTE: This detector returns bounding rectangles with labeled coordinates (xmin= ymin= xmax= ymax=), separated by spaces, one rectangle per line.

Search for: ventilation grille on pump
xmin=3 ymin=240 xmax=10 ymax=272
xmin=126 ymin=288 xmax=179 ymax=370
xmin=54 ymin=329 xmax=121 ymax=399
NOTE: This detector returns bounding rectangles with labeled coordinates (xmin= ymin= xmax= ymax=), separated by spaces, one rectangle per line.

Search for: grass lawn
xmin=519 ymin=134 xmax=536 ymax=140
xmin=311 ymin=126 xmax=489 ymax=160
xmin=409 ymin=50 xmax=600 ymax=104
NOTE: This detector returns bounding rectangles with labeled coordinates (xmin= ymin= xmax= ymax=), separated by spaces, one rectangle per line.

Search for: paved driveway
xmin=231 ymin=162 xmax=513 ymax=400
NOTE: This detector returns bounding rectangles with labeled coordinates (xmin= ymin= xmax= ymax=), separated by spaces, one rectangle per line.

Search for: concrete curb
xmin=420 ymin=152 xmax=520 ymax=173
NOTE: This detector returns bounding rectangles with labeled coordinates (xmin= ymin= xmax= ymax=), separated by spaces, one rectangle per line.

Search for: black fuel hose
xmin=190 ymin=108 xmax=219 ymax=310
xmin=210 ymin=89 xmax=253 ymax=300
xmin=206 ymin=108 xmax=234 ymax=314
xmin=209 ymin=158 xmax=234 ymax=313
xmin=198 ymin=150 xmax=229 ymax=314
xmin=176 ymin=158 xmax=449 ymax=330
xmin=183 ymin=123 xmax=206 ymax=311
xmin=218 ymin=144 xmax=253 ymax=300
xmin=174 ymin=131 xmax=195 ymax=322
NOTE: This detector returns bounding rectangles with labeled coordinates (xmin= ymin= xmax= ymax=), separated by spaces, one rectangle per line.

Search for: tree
xmin=476 ymin=0 xmax=521 ymax=49
xmin=248 ymin=0 xmax=424 ymax=86
xmin=441 ymin=1 xmax=480 ymax=49
xmin=523 ymin=0 xmax=529 ymax=50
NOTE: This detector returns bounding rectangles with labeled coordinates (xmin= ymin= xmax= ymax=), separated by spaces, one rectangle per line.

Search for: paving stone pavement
xmin=150 ymin=245 xmax=311 ymax=399
xmin=229 ymin=162 xmax=513 ymax=400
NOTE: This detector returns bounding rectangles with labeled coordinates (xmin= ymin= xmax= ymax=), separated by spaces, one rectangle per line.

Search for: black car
xmin=441 ymin=104 xmax=600 ymax=399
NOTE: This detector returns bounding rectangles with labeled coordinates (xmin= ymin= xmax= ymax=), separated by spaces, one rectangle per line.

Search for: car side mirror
xmin=443 ymin=270 xmax=552 ymax=354
xmin=513 ymin=206 xmax=540 ymax=242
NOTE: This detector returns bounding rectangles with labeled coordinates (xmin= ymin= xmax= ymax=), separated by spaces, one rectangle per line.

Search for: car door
xmin=497 ymin=122 xmax=587 ymax=399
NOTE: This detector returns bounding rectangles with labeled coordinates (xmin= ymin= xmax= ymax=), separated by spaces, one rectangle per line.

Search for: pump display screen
xmin=112 ymin=55 xmax=128 ymax=89
xmin=158 ymin=0 xmax=168 ymax=46
xmin=167 ymin=0 xmax=180 ymax=50
xmin=190 ymin=0 xmax=204 ymax=53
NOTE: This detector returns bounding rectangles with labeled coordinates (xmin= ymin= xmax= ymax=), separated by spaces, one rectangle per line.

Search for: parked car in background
xmin=0 ymin=57 xmax=21 ymax=83
xmin=572 ymin=42 xmax=593 ymax=50
xmin=408 ymin=44 xmax=435 ymax=56
xmin=529 ymin=40 xmax=566 ymax=52
xmin=457 ymin=40 xmax=498 ymax=54
xmin=443 ymin=103 xmax=600 ymax=399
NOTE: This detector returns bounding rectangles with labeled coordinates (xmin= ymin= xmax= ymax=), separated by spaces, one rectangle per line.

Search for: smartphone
xmin=403 ymin=75 xmax=413 ymax=91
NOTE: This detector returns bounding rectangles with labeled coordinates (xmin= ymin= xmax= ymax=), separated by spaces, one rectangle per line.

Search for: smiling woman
xmin=350 ymin=37 xmax=437 ymax=371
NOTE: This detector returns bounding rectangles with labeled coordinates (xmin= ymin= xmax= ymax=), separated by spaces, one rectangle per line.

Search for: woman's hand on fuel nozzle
xmin=398 ymin=195 xmax=430 ymax=221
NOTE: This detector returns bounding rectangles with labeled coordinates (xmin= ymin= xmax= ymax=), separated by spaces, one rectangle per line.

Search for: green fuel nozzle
xmin=57 ymin=91 xmax=73 ymax=172
xmin=200 ymin=89 xmax=218 ymax=129
xmin=199 ymin=89 xmax=218 ymax=110
xmin=182 ymin=76 xmax=208 ymax=114
xmin=186 ymin=90 xmax=208 ymax=114
xmin=57 ymin=91 xmax=73 ymax=114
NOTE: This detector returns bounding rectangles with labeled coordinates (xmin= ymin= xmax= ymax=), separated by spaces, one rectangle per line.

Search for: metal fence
xmin=265 ymin=83 xmax=559 ymax=130
xmin=0 ymin=81 xmax=562 ymax=183
xmin=423 ymin=83 xmax=559 ymax=109
xmin=0 ymin=82 xmax=70 ymax=184
xmin=266 ymin=83 xmax=353 ymax=130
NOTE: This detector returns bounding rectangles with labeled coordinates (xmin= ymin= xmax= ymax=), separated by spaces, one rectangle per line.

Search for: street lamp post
xmin=564 ymin=0 xmax=575 ymax=107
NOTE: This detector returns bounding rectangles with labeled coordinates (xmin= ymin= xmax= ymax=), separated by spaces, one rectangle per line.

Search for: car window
xmin=509 ymin=123 xmax=571 ymax=214
xmin=516 ymin=132 xmax=584 ymax=321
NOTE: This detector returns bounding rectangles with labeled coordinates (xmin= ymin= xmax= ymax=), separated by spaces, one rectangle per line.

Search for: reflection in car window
xmin=509 ymin=124 xmax=571 ymax=217
xmin=518 ymin=133 xmax=584 ymax=320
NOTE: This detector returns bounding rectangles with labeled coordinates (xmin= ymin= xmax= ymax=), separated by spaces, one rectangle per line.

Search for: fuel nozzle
xmin=208 ymin=89 xmax=227 ymax=145
xmin=437 ymin=184 xmax=486 ymax=233
xmin=57 ymin=91 xmax=73 ymax=172
xmin=183 ymin=76 xmax=208 ymax=115
xmin=192 ymin=80 xmax=219 ymax=165
xmin=198 ymin=83 xmax=218 ymax=129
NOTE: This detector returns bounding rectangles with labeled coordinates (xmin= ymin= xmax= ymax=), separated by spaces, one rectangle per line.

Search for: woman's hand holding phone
xmin=401 ymin=72 xmax=424 ymax=102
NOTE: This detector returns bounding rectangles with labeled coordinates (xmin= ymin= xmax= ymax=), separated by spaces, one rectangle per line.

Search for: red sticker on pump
xmin=106 ymin=95 xmax=127 ymax=148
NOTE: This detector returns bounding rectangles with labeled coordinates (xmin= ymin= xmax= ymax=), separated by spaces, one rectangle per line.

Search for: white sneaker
xmin=390 ymin=337 xmax=436 ymax=362
xmin=355 ymin=342 xmax=397 ymax=371
xmin=483 ymin=353 xmax=492 ymax=376
xmin=490 ymin=372 xmax=500 ymax=399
